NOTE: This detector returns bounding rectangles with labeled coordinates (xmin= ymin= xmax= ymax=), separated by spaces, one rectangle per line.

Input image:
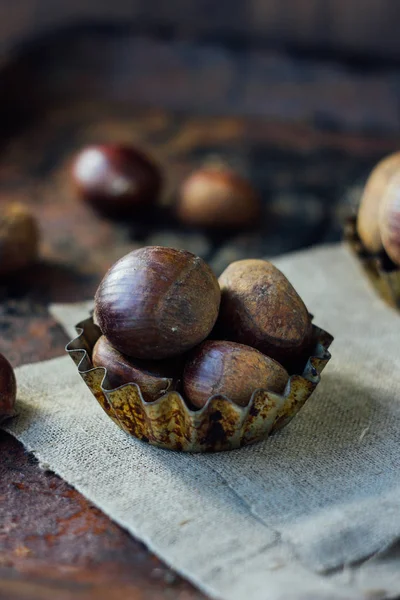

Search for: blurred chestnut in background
xmin=356 ymin=152 xmax=400 ymax=254
xmin=92 ymin=335 xmax=179 ymax=401
xmin=217 ymin=259 xmax=311 ymax=365
xmin=379 ymin=171 xmax=400 ymax=266
xmin=183 ymin=340 xmax=288 ymax=408
xmin=94 ymin=246 xmax=221 ymax=360
xmin=0 ymin=352 xmax=16 ymax=422
xmin=0 ymin=203 xmax=39 ymax=276
xmin=71 ymin=144 xmax=162 ymax=216
xmin=176 ymin=167 xmax=261 ymax=229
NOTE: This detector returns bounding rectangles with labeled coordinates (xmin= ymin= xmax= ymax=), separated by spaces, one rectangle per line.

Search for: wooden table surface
xmin=1 ymin=26 xmax=400 ymax=600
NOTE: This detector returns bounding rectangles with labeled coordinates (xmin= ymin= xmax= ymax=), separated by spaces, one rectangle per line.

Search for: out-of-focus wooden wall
xmin=0 ymin=0 xmax=398 ymax=59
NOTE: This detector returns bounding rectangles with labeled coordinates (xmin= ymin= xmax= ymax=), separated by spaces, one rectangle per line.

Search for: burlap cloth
xmin=3 ymin=244 xmax=400 ymax=600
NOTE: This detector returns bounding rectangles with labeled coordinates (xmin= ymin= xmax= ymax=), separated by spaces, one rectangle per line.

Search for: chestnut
xmin=357 ymin=152 xmax=400 ymax=254
xmin=71 ymin=144 xmax=162 ymax=215
xmin=379 ymin=171 xmax=400 ymax=266
xmin=0 ymin=352 xmax=16 ymax=422
xmin=92 ymin=335 xmax=179 ymax=401
xmin=94 ymin=246 xmax=221 ymax=360
xmin=0 ymin=203 xmax=39 ymax=276
xmin=217 ymin=259 xmax=311 ymax=365
xmin=183 ymin=340 xmax=289 ymax=408
xmin=176 ymin=167 xmax=261 ymax=229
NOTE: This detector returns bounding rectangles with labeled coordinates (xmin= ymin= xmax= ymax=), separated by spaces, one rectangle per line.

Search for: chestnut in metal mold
xmin=183 ymin=340 xmax=289 ymax=408
xmin=176 ymin=167 xmax=261 ymax=229
xmin=0 ymin=203 xmax=39 ymax=276
xmin=217 ymin=259 xmax=312 ymax=365
xmin=94 ymin=246 xmax=221 ymax=360
xmin=0 ymin=352 xmax=16 ymax=422
xmin=71 ymin=144 xmax=162 ymax=215
xmin=379 ymin=171 xmax=400 ymax=266
xmin=356 ymin=152 xmax=400 ymax=254
xmin=92 ymin=335 xmax=179 ymax=402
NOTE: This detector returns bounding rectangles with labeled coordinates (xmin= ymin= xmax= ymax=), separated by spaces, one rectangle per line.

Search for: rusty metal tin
xmin=66 ymin=317 xmax=333 ymax=452
xmin=345 ymin=216 xmax=400 ymax=310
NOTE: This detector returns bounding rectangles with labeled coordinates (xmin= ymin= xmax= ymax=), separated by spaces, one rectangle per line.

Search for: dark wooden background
xmin=1 ymin=0 xmax=400 ymax=59
xmin=1 ymin=4 xmax=400 ymax=600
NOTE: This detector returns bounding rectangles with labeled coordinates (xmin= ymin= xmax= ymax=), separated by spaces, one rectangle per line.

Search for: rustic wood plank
xmin=0 ymin=432 xmax=204 ymax=600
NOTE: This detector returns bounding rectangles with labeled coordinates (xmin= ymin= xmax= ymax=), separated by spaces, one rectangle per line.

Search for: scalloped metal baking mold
xmin=66 ymin=316 xmax=333 ymax=452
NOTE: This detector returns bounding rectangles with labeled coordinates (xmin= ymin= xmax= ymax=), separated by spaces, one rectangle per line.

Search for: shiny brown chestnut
xmin=183 ymin=340 xmax=289 ymax=408
xmin=0 ymin=203 xmax=39 ymax=276
xmin=92 ymin=335 xmax=179 ymax=401
xmin=94 ymin=246 xmax=221 ymax=360
xmin=176 ymin=167 xmax=261 ymax=229
xmin=356 ymin=152 xmax=400 ymax=254
xmin=0 ymin=352 xmax=16 ymax=422
xmin=379 ymin=171 xmax=400 ymax=266
xmin=217 ymin=259 xmax=312 ymax=366
xmin=71 ymin=144 xmax=162 ymax=215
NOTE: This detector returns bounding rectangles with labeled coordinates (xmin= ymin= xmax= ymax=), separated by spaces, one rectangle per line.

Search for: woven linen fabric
xmin=3 ymin=244 xmax=400 ymax=600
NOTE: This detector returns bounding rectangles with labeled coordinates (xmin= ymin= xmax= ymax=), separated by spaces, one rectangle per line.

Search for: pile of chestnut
xmin=357 ymin=151 xmax=400 ymax=267
xmin=92 ymin=246 xmax=312 ymax=408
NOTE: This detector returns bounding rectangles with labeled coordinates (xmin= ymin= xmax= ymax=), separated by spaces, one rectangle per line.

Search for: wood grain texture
xmin=1 ymin=27 xmax=400 ymax=600
xmin=0 ymin=433 xmax=203 ymax=600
